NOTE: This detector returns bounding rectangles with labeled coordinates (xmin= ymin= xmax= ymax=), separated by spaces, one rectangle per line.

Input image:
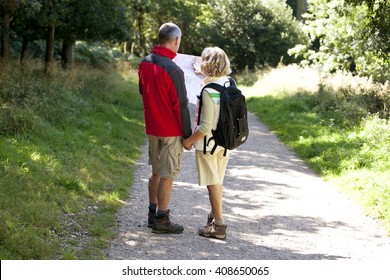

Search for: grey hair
xmin=158 ymin=23 xmax=182 ymax=44
xmin=200 ymin=47 xmax=232 ymax=77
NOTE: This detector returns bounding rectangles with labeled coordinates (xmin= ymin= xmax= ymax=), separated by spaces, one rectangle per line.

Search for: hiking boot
xmin=148 ymin=211 xmax=155 ymax=228
xmin=198 ymin=221 xmax=227 ymax=240
xmin=207 ymin=213 xmax=214 ymax=225
xmin=152 ymin=211 xmax=184 ymax=234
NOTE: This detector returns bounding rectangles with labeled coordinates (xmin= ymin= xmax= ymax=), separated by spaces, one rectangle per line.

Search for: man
xmin=138 ymin=23 xmax=192 ymax=234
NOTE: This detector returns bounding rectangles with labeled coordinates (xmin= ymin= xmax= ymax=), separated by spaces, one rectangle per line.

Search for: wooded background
xmin=1 ymin=0 xmax=389 ymax=80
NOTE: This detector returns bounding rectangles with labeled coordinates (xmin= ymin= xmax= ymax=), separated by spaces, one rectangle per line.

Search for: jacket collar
xmin=152 ymin=45 xmax=177 ymax=60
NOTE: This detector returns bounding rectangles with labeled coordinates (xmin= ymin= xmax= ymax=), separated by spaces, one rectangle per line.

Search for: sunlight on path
xmin=107 ymin=112 xmax=390 ymax=260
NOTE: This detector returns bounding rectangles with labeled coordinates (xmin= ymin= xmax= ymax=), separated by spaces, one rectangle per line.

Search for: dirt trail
xmin=107 ymin=110 xmax=390 ymax=260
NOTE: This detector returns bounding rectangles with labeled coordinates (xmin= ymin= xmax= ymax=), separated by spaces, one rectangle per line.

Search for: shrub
xmin=201 ymin=0 xmax=308 ymax=71
xmin=289 ymin=0 xmax=390 ymax=82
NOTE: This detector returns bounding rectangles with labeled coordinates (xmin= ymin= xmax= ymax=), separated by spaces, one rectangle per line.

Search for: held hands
xmin=182 ymin=138 xmax=193 ymax=151
xmin=183 ymin=130 xmax=204 ymax=151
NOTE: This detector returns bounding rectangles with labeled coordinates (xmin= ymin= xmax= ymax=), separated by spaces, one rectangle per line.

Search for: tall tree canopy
xmin=199 ymin=0 xmax=308 ymax=70
xmin=345 ymin=0 xmax=390 ymax=55
xmin=128 ymin=0 xmax=307 ymax=71
xmin=1 ymin=0 xmax=131 ymax=68
xmin=1 ymin=0 xmax=388 ymax=80
xmin=289 ymin=0 xmax=389 ymax=82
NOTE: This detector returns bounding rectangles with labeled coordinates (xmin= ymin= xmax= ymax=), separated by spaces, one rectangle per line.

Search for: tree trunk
xmin=61 ymin=38 xmax=75 ymax=69
xmin=2 ymin=12 xmax=11 ymax=63
xmin=20 ymin=36 xmax=29 ymax=63
xmin=138 ymin=17 xmax=146 ymax=56
xmin=45 ymin=25 xmax=56 ymax=73
xmin=296 ymin=0 xmax=308 ymax=21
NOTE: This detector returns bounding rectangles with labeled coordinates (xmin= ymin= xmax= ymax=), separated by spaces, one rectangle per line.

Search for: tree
xmin=200 ymin=0 xmax=308 ymax=71
xmin=1 ymin=0 xmax=17 ymax=63
xmin=127 ymin=0 xmax=205 ymax=57
xmin=148 ymin=0 xmax=205 ymax=55
xmin=1 ymin=0 xmax=132 ymax=69
xmin=7 ymin=0 xmax=49 ymax=63
xmin=57 ymin=0 xmax=131 ymax=68
xmin=345 ymin=0 xmax=390 ymax=55
xmin=296 ymin=0 xmax=308 ymax=20
xmin=289 ymin=0 xmax=389 ymax=82
xmin=128 ymin=0 xmax=152 ymax=57
xmin=129 ymin=0 xmax=307 ymax=71
xmin=43 ymin=0 xmax=58 ymax=73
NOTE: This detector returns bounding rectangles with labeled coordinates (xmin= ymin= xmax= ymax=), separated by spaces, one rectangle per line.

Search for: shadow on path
xmin=107 ymin=112 xmax=390 ymax=260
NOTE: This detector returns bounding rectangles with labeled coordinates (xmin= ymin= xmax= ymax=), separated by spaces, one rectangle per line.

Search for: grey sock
xmin=149 ymin=203 xmax=157 ymax=213
xmin=157 ymin=209 xmax=168 ymax=219
xmin=214 ymin=217 xmax=225 ymax=225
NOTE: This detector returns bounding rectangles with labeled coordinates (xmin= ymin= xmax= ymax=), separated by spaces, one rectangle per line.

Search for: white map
xmin=173 ymin=53 xmax=204 ymax=104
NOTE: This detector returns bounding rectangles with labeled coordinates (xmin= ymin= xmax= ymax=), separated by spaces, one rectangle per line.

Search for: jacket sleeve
xmin=171 ymin=69 xmax=192 ymax=138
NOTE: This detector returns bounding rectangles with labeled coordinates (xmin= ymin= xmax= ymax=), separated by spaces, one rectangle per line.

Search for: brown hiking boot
xmin=152 ymin=211 xmax=184 ymax=234
xmin=207 ymin=213 xmax=214 ymax=225
xmin=198 ymin=221 xmax=227 ymax=240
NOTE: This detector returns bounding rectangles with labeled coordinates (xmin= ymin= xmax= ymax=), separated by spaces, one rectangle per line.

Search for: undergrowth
xmin=0 ymin=60 xmax=145 ymax=259
xmin=246 ymin=66 xmax=390 ymax=235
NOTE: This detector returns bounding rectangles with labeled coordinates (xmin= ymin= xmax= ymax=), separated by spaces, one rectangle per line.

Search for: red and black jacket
xmin=138 ymin=45 xmax=192 ymax=138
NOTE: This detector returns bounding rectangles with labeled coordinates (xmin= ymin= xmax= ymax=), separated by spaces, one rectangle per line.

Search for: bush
xmin=318 ymin=73 xmax=390 ymax=122
xmin=201 ymin=0 xmax=308 ymax=71
xmin=75 ymin=42 xmax=120 ymax=68
xmin=289 ymin=0 xmax=390 ymax=82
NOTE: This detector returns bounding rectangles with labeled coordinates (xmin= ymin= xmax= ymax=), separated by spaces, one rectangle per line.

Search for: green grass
xmin=246 ymin=66 xmax=390 ymax=235
xmin=0 ymin=61 xmax=145 ymax=259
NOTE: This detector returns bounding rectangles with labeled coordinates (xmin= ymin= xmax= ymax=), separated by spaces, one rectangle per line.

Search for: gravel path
xmin=107 ymin=110 xmax=390 ymax=260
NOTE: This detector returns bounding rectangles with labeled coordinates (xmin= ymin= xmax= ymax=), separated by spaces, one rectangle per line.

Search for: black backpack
xmin=197 ymin=77 xmax=249 ymax=156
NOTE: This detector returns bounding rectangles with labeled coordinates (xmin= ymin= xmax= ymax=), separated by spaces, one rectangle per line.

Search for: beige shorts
xmin=195 ymin=149 xmax=229 ymax=186
xmin=148 ymin=135 xmax=183 ymax=179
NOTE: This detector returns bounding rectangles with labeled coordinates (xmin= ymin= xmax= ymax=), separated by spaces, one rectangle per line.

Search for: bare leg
xmin=157 ymin=177 xmax=174 ymax=211
xmin=152 ymin=177 xmax=183 ymax=234
xmin=198 ymin=184 xmax=226 ymax=239
xmin=149 ymin=173 xmax=160 ymax=205
xmin=207 ymin=184 xmax=223 ymax=219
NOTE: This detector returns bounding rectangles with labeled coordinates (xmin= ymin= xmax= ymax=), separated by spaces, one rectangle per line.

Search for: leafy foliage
xmin=198 ymin=0 xmax=308 ymax=71
xmin=56 ymin=0 xmax=131 ymax=42
xmin=345 ymin=0 xmax=390 ymax=54
xmin=1 ymin=0 xmax=389 ymax=78
xmin=289 ymin=0 xmax=389 ymax=82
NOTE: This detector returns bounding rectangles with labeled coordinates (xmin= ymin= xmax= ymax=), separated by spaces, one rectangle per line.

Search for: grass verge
xmin=0 ymin=61 xmax=145 ymax=259
xmin=245 ymin=66 xmax=390 ymax=235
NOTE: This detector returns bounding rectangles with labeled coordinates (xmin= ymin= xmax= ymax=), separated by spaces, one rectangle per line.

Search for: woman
xmin=183 ymin=46 xmax=233 ymax=240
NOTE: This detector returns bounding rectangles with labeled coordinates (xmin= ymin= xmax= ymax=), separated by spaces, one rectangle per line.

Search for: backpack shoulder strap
xmin=197 ymin=83 xmax=225 ymax=125
xmin=196 ymin=92 xmax=203 ymax=126
xmin=203 ymin=82 xmax=225 ymax=93
xmin=227 ymin=77 xmax=237 ymax=87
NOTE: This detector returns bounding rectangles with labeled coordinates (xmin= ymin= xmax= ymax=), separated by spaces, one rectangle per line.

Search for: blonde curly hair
xmin=200 ymin=47 xmax=232 ymax=77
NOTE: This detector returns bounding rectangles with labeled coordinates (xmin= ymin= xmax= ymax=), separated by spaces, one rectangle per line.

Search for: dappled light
xmin=108 ymin=113 xmax=390 ymax=260
xmin=1 ymin=0 xmax=389 ymax=262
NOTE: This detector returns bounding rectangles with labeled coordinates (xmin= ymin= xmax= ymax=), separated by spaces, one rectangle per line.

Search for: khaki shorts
xmin=195 ymin=149 xmax=229 ymax=186
xmin=148 ymin=135 xmax=183 ymax=179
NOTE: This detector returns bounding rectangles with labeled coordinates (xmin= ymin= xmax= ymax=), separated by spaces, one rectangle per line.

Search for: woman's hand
xmin=182 ymin=138 xmax=193 ymax=151
xmin=193 ymin=63 xmax=205 ymax=77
